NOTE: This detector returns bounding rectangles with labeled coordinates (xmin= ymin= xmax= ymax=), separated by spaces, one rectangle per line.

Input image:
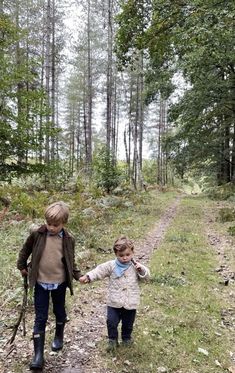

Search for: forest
xmin=1 ymin=1 xmax=235 ymax=373
xmin=1 ymin=0 xmax=234 ymax=190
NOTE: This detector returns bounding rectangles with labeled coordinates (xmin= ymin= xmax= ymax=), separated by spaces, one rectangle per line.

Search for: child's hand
xmin=131 ymin=258 xmax=142 ymax=272
xmin=79 ymin=275 xmax=90 ymax=284
xmin=20 ymin=269 xmax=28 ymax=277
xmin=134 ymin=262 xmax=142 ymax=272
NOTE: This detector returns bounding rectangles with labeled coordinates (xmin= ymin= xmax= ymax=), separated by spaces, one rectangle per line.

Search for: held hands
xmin=20 ymin=269 xmax=28 ymax=277
xmin=79 ymin=275 xmax=90 ymax=284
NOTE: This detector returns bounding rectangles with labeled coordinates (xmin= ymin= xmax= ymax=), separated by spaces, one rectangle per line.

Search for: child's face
xmin=46 ymin=221 xmax=64 ymax=235
xmin=116 ymin=247 xmax=134 ymax=264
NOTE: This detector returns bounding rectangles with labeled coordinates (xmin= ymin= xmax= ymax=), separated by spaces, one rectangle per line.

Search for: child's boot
xmin=106 ymin=339 xmax=118 ymax=352
xmin=122 ymin=338 xmax=133 ymax=346
xmin=30 ymin=332 xmax=45 ymax=370
xmin=51 ymin=322 xmax=65 ymax=351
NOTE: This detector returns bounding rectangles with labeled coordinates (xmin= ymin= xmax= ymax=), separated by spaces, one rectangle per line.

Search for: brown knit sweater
xmin=37 ymin=235 xmax=65 ymax=284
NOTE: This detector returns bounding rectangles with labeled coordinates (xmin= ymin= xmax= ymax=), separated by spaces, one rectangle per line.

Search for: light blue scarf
xmin=114 ymin=259 xmax=131 ymax=278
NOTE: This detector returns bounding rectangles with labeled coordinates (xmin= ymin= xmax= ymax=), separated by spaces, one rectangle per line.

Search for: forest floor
xmin=1 ymin=193 xmax=235 ymax=373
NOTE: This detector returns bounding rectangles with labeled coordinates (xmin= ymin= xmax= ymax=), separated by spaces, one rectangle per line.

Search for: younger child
xmin=17 ymin=201 xmax=80 ymax=370
xmin=79 ymin=236 xmax=150 ymax=351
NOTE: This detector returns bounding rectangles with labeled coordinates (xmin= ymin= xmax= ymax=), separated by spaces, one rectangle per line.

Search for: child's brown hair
xmin=113 ymin=236 xmax=134 ymax=253
xmin=45 ymin=201 xmax=69 ymax=225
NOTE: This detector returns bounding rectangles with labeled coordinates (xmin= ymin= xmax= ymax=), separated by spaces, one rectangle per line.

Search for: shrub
xmin=217 ymin=208 xmax=235 ymax=223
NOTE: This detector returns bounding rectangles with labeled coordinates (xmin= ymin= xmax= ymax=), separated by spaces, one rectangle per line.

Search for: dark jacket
xmin=17 ymin=225 xmax=80 ymax=295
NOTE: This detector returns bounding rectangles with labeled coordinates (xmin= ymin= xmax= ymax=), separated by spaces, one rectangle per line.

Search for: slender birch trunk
xmin=45 ymin=0 xmax=51 ymax=165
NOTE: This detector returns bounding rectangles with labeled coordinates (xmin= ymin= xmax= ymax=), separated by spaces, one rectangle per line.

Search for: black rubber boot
xmin=106 ymin=339 xmax=118 ymax=352
xmin=51 ymin=322 xmax=65 ymax=351
xmin=30 ymin=332 xmax=45 ymax=370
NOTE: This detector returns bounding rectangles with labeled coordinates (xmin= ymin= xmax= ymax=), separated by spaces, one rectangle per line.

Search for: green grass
xmin=0 ymin=187 xmax=178 ymax=372
xmin=2 ymin=190 xmax=233 ymax=372
xmin=102 ymin=197 xmax=233 ymax=373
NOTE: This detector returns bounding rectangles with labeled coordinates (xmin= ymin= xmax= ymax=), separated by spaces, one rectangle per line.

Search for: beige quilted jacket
xmin=87 ymin=260 xmax=150 ymax=310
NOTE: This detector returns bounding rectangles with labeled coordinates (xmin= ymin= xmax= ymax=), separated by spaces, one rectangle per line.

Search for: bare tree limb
xmin=7 ymin=276 xmax=28 ymax=345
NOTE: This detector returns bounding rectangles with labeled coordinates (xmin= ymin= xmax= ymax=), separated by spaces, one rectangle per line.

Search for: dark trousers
xmin=33 ymin=282 xmax=67 ymax=333
xmin=107 ymin=306 xmax=136 ymax=341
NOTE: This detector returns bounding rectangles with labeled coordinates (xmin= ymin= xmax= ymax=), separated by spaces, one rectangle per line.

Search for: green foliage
xmin=206 ymin=183 xmax=235 ymax=201
xmin=227 ymin=225 xmax=235 ymax=236
xmin=116 ymin=0 xmax=235 ymax=184
xmin=92 ymin=145 xmax=122 ymax=194
xmin=11 ymin=191 xmax=45 ymax=218
xmin=217 ymin=208 xmax=235 ymax=223
xmin=115 ymin=0 xmax=150 ymax=68
xmin=0 ymin=10 xmax=55 ymax=181
xmin=41 ymin=160 xmax=73 ymax=190
xmin=0 ymin=185 xmax=47 ymax=218
xmin=142 ymin=159 xmax=156 ymax=184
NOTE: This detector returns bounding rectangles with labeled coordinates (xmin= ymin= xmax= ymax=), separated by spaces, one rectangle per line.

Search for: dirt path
xmin=204 ymin=203 xmax=235 ymax=369
xmin=43 ymin=195 xmax=183 ymax=373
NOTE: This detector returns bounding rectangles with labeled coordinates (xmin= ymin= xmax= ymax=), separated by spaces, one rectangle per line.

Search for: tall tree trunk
xmin=86 ymin=0 xmax=92 ymax=171
xmin=38 ymin=2 xmax=46 ymax=164
xmin=83 ymin=76 xmax=88 ymax=166
xmin=69 ymin=105 xmax=75 ymax=176
xmin=106 ymin=0 xmax=113 ymax=153
xmin=132 ymin=70 xmax=139 ymax=190
xmin=223 ymin=121 xmax=231 ymax=183
xmin=112 ymin=73 xmax=117 ymax=163
xmin=138 ymin=52 xmax=144 ymax=189
xmin=45 ymin=0 xmax=51 ymax=165
xmin=15 ymin=0 xmax=24 ymax=166
xmin=128 ymin=78 xmax=133 ymax=181
xmin=163 ymin=101 xmax=168 ymax=184
xmin=157 ymin=98 xmax=162 ymax=185
xmin=76 ymin=104 xmax=82 ymax=169
xmin=51 ymin=0 xmax=55 ymax=161
xmin=230 ymin=72 xmax=235 ymax=181
xmin=217 ymin=119 xmax=230 ymax=185
xmin=25 ymin=0 xmax=30 ymax=164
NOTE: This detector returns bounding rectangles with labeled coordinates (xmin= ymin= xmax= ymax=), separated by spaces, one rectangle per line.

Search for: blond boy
xmin=17 ymin=201 xmax=80 ymax=370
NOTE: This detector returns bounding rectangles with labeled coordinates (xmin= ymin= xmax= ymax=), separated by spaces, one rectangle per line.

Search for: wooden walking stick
xmin=8 ymin=275 xmax=28 ymax=345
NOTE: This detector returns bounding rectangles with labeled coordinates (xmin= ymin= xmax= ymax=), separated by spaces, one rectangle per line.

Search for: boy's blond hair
xmin=45 ymin=201 xmax=69 ymax=224
xmin=113 ymin=236 xmax=134 ymax=253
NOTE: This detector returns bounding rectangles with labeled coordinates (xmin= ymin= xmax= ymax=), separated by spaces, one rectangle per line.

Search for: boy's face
xmin=46 ymin=221 xmax=64 ymax=235
xmin=116 ymin=247 xmax=134 ymax=264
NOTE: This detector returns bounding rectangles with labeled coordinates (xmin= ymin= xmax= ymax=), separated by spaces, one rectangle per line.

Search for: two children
xmin=17 ymin=201 xmax=81 ymax=370
xmin=79 ymin=235 xmax=150 ymax=351
xmin=17 ymin=201 xmax=150 ymax=369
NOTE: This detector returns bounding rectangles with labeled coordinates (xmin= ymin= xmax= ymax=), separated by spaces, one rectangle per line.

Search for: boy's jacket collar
xmin=37 ymin=224 xmax=70 ymax=237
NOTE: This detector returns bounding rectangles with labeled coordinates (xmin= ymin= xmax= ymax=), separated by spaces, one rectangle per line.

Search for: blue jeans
xmin=33 ymin=282 xmax=67 ymax=333
xmin=107 ymin=306 xmax=136 ymax=341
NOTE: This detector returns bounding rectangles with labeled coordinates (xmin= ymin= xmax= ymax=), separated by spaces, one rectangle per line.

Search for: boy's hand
xmin=20 ymin=269 xmax=28 ymax=277
xmin=79 ymin=275 xmax=90 ymax=284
